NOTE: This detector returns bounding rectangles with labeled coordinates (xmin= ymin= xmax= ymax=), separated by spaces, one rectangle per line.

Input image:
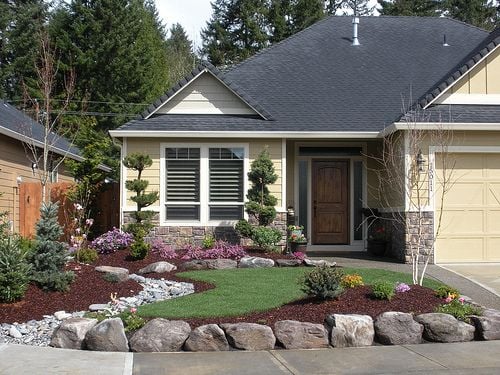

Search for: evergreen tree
xmin=378 ymin=0 xmax=440 ymax=16
xmin=30 ymin=202 xmax=75 ymax=292
xmin=291 ymin=0 xmax=325 ymax=32
xmin=0 ymin=0 xmax=48 ymax=100
xmin=49 ymin=0 xmax=170 ymax=131
xmin=443 ymin=0 xmax=498 ymax=31
xmin=166 ymin=23 xmax=197 ymax=87
xmin=201 ymin=0 xmax=270 ymax=66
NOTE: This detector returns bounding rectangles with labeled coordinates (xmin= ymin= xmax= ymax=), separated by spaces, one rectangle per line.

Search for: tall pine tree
xmin=378 ymin=0 xmax=440 ymax=16
xmin=444 ymin=0 xmax=498 ymax=31
xmin=166 ymin=23 xmax=197 ymax=87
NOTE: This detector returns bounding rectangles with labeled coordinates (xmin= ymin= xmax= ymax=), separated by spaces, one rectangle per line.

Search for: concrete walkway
xmin=2 ymin=341 xmax=500 ymax=374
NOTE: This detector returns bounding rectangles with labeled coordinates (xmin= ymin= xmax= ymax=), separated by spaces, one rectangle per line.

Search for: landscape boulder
xmin=129 ymin=319 xmax=191 ymax=352
xmin=275 ymin=259 xmax=303 ymax=267
xmin=179 ymin=260 xmax=209 ymax=271
xmin=184 ymin=324 xmax=230 ymax=352
xmin=138 ymin=261 xmax=177 ymax=274
xmin=470 ymin=308 xmax=500 ymax=341
xmin=220 ymin=323 xmax=276 ymax=350
xmin=85 ymin=318 xmax=129 ymax=352
xmin=238 ymin=256 xmax=275 ymax=268
xmin=374 ymin=312 xmax=423 ymax=345
xmin=415 ymin=313 xmax=475 ymax=343
xmin=274 ymin=320 xmax=329 ymax=349
xmin=326 ymin=314 xmax=374 ymax=347
xmin=205 ymin=259 xmax=238 ymax=270
xmin=304 ymin=259 xmax=336 ymax=267
xmin=50 ymin=318 xmax=98 ymax=349
xmin=94 ymin=266 xmax=129 ymax=282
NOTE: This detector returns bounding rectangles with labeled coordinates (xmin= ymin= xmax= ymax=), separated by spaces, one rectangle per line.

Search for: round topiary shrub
xmin=300 ymin=265 xmax=344 ymax=300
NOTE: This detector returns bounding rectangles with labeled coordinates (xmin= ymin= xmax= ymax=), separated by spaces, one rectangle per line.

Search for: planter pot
xmin=290 ymin=242 xmax=307 ymax=253
xmin=367 ymin=240 xmax=387 ymax=256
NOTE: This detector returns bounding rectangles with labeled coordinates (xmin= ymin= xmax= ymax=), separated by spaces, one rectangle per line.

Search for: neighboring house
xmin=0 ymin=100 xmax=86 ymax=233
xmin=110 ymin=16 xmax=500 ymax=264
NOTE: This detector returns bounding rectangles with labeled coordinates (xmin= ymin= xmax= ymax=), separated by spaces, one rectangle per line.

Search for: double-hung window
xmin=164 ymin=144 xmax=246 ymax=224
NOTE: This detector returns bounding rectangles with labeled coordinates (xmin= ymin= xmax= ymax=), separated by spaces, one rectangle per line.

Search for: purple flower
xmin=91 ymin=228 xmax=134 ymax=254
xmin=395 ymin=282 xmax=411 ymax=293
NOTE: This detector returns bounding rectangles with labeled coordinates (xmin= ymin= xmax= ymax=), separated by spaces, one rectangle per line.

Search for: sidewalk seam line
xmin=269 ymin=350 xmax=299 ymax=375
xmin=401 ymin=345 xmax=449 ymax=370
xmin=123 ymin=352 xmax=134 ymax=375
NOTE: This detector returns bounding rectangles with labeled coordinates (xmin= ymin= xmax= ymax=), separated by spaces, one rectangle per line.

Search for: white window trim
xmin=159 ymin=142 xmax=249 ymax=226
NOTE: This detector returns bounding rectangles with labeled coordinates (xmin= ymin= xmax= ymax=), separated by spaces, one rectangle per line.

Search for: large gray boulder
xmin=138 ymin=261 xmax=176 ymax=274
xmin=304 ymin=259 xmax=336 ymax=267
xmin=326 ymin=314 xmax=374 ymax=348
xmin=374 ymin=312 xmax=423 ymax=345
xmin=184 ymin=324 xmax=230 ymax=352
xmin=205 ymin=259 xmax=238 ymax=270
xmin=274 ymin=320 xmax=329 ymax=349
xmin=415 ymin=313 xmax=475 ymax=343
xmin=220 ymin=323 xmax=276 ymax=350
xmin=179 ymin=260 xmax=209 ymax=271
xmin=50 ymin=318 xmax=98 ymax=349
xmin=129 ymin=319 xmax=191 ymax=352
xmin=470 ymin=308 xmax=500 ymax=341
xmin=238 ymin=256 xmax=275 ymax=268
xmin=94 ymin=266 xmax=129 ymax=282
xmin=275 ymin=259 xmax=303 ymax=267
xmin=85 ymin=318 xmax=129 ymax=352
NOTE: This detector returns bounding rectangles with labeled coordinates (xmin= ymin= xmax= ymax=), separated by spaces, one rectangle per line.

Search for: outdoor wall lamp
xmin=416 ymin=150 xmax=426 ymax=173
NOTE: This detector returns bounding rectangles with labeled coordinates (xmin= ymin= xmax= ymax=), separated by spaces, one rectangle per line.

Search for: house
xmin=110 ymin=16 xmax=500 ymax=264
xmin=0 ymin=100 xmax=105 ymax=234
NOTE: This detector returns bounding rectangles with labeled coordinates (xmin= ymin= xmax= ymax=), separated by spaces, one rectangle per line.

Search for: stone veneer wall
xmin=123 ymin=211 xmax=288 ymax=247
xmin=381 ymin=211 xmax=434 ymax=264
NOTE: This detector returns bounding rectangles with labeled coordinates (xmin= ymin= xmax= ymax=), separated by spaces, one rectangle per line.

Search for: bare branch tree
xmin=21 ymin=30 xmax=76 ymax=202
xmin=367 ymin=107 xmax=455 ymax=285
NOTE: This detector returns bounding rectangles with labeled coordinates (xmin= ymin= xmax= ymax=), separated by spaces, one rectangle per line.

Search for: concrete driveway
xmin=439 ymin=264 xmax=500 ymax=298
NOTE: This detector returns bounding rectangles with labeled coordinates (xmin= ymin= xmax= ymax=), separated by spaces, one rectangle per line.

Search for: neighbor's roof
xmin=0 ymin=100 xmax=84 ymax=160
xmin=114 ymin=16 xmax=491 ymax=135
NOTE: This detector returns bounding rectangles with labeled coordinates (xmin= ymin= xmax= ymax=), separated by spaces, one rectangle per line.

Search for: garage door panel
xmin=436 ymin=152 xmax=500 ymax=263
xmin=487 ymin=184 xmax=500 ymax=205
xmin=436 ymin=237 xmax=485 ymax=263
xmin=443 ymin=183 xmax=483 ymax=205
xmin=440 ymin=209 xmax=483 ymax=233
xmin=486 ymin=238 xmax=500 ymax=261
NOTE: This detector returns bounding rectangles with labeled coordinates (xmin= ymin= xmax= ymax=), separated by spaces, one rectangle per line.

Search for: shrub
xmin=235 ymin=219 xmax=253 ymax=238
xmin=181 ymin=241 xmax=247 ymax=260
xmin=341 ymin=274 xmax=364 ymax=289
xmin=120 ymin=308 xmax=145 ymax=332
xmin=74 ymin=248 xmax=99 ymax=264
xmin=300 ymin=265 xmax=344 ymax=300
xmin=91 ymin=228 xmax=134 ymax=254
xmin=435 ymin=285 xmax=460 ymax=300
xmin=150 ymin=238 xmax=177 ymax=259
xmin=436 ymin=298 xmax=482 ymax=323
xmin=202 ymin=234 xmax=216 ymax=249
xmin=130 ymin=239 xmax=149 ymax=260
xmin=0 ymin=238 xmax=32 ymax=303
xmin=251 ymin=226 xmax=282 ymax=251
xmin=372 ymin=281 xmax=395 ymax=300
xmin=30 ymin=202 xmax=74 ymax=292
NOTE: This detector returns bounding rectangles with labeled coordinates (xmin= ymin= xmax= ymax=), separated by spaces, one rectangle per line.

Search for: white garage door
xmin=435 ymin=153 xmax=500 ymax=263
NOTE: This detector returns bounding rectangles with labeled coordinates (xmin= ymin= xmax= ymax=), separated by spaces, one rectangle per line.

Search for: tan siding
xmin=487 ymin=47 xmax=500 ymax=93
xmin=156 ymin=73 xmax=256 ymax=115
xmin=469 ymin=60 xmax=487 ymax=94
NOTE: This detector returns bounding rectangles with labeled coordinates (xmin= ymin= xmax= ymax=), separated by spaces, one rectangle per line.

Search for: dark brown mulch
xmin=0 ymin=250 xmax=443 ymax=327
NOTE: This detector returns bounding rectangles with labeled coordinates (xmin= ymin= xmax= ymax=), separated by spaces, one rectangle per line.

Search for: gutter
xmin=380 ymin=122 xmax=500 ymax=137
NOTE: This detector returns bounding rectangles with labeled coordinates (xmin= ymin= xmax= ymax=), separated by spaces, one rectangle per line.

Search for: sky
xmin=154 ymin=0 xmax=213 ymax=50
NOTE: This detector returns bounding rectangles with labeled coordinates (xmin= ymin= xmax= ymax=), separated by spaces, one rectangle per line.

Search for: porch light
xmin=416 ymin=150 xmax=426 ymax=172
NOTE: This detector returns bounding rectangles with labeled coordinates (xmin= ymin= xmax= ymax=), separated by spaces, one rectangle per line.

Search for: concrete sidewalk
xmin=2 ymin=341 xmax=500 ymax=374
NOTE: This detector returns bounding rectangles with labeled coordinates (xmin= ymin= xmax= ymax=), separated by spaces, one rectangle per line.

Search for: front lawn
xmin=137 ymin=267 xmax=444 ymax=319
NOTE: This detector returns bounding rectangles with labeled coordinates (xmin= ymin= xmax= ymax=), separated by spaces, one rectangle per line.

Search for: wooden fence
xmin=19 ymin=182 xmax=119 ymax=238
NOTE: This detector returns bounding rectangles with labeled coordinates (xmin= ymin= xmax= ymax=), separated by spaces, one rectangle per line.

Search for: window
xmin=164 ymin=145 xmax=246 ymax=223
xmin=165 ymin=148 xmax=200 ymax=220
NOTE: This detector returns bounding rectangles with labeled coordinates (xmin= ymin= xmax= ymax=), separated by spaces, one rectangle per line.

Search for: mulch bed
xmin=0 ymin=250 xmax=443 ymax=327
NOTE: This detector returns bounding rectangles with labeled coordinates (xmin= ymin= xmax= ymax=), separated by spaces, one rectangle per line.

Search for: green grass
xmin=137 ymin=267 xmax=444 ymax=319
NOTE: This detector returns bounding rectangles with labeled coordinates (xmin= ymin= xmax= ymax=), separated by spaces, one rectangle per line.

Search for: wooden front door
xmin=312 ymin=160 xmax=349 ymax=245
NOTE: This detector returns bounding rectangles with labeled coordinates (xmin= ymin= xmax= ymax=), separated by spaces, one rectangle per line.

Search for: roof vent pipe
xmin=352 ymin=17 xmax=360 ymax=46
xmin=443 ymin=34 xmax=449 ymax=47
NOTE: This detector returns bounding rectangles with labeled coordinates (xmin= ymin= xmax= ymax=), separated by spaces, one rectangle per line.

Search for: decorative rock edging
xmin=46 ymin=308 xmax=500 ymax=353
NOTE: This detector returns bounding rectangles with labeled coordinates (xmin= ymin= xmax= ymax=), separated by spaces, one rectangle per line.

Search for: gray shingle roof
xmin=115 ymin=16 xmax=493 ymax=134
xmin=409 ymin=104 xmax=500 ymax=123
xmin=0 ymin=100 xmax=82 ymax=160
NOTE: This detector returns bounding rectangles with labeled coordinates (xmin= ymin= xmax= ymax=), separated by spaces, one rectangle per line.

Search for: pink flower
xmin=444 ymin=296 xmax=453 ymax=303
xmin=86 ymin=218 xmax=94 ymax=226
xmin=130 ymin=308 xmax=137 ymax=314
xmin=75 ymin=227 xmax=81 ymax=234
xmin=458 ymin=297 xmax=465 ymax=304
